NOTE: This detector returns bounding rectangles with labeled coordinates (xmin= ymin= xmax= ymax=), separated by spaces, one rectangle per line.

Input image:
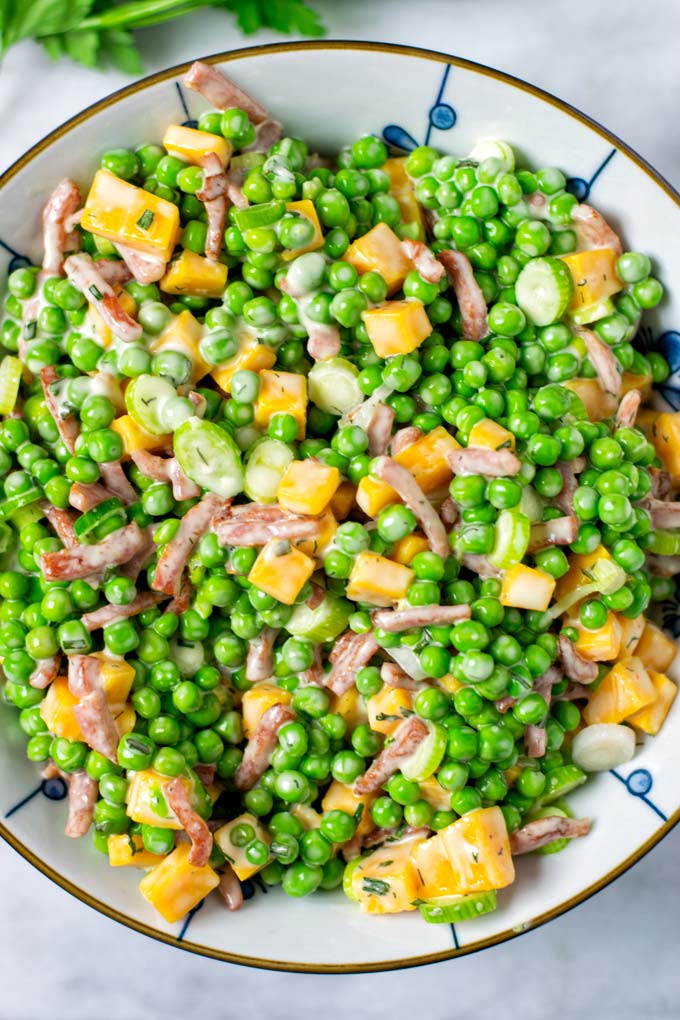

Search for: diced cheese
xmin=367 ymin=685 xmax=414 ymax=736
xmin=330 ymin=686 xmax=368 ymax=732
xmin=139 ymin=842 xmax=219 ymax=924
xmin=111 ymin=415 xmax=171 ymax=457
xmin=568 ymin=611 xmax=622 ymax=662
xmin=296 ymin=509 xmax=338 ymax=560
xmin=84 ymin=291 xmax=137 ymax=350
xmin=162 ymin=124 xmax=232 ymax=167
xmin=351 ymin=834 xmax=425 ymax=914
xmin=247 ymin=538 xmax=316 ymax=605
xmin=213 ymin=813 xmax=271 ymax=880
xmin=417 ymin=776 xmax=453 ymax=812
xmin=346 ymin=551 xmax=414 ymax=607
xmin=277 ymin=459 xmax=341 ymax=516
xmin=126 ymin=770 xmax=184 ymax=829
xmin=254 ymin=370 xmax=307 ymax=439
xmin=280 ymin=200 xmax=325 ymax=260
xmin=583 ymin=656 xmax=657 ymax=725
xmin=362 ymin=300 xmax=432 ymax=358
xmin=412 ymin=807 xmax=515 ymax=900
xmin=150 ymin=309 xmax=211 ymax=386
xmin=329 ymin=480 xmax=356 ymax=521
xmin=108 ymin=833 xmax=164 ymax=869
xmin=81 ymin=170 xmax=180 ymax=261
xmin=616 ymin=614 xmax=645 ymax=658
xmin=355 ymin=475 xmax=399 ymax=518
xmin=321 ymin=780 xmax=374 ymax=836
xmin=628 ymin=671 xmax=677 ymax=735
xmin=344 ymin=223 xmax=414 ymax=296
xmin=210 ymin=334 xmax=277 ymax=394
xmin=468 ymin=418 xmax=515 ymax=452
xmin=635 ymin=621 xmax=678 ymax=673
xmin=160 ymin=250 xmax=228 ymax=299
xmin=500 ymin=564 xmax=556 ymax=611
xmin=560 ymin=248 xmax=623 ymax=310
xmin=621 ymin=370 xmax=653 ymax=402
xmin=651 ymin=412 xmax=680 ymax=479
xmin=40 ymin=676 xmax=83 ymax=742
xmin=554 ymin=545 xmax=613 ymax=604
xmin=241 ymin=682 xmax=292 ymax=738
xmin=390 ymin=533 xmax=430 ymax=565
xmin=383 ymin=157 xmax=425 ymax=239
xmin=563 ymin=378 xmax=618 ymax=421
xmin=394 ymin=426 xmax=460 ymax=493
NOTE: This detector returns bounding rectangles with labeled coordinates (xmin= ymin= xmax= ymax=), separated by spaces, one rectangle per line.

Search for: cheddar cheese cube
xmin=214 ymin=813 xmax=271 ymax=880
xmin=355 ymin=475 xmax=399 ymax=517
xmin=108 ymin=834 xmax=165 ymax=869
xmin=616 ymin=614 xmax=646 ymax=659
xmin=346 ymin=551 xmax=414 ymax=607
xmin=296 ymin=509 xmax=338 ymax=560
xmin=412 ymin=807 xmax=515 ymax=900
xmin=350 ymin=833 xmax=425 ymax=914
xmin=84 ymin=290 xmax=136 ymax=350
xmin=81 ymin=170 xmax=180 ymax=261
xmin=277 ymin=459 xmax=341 ymax=516
xmin=139 ymin=842 xmax=219 ymax=924
xmin=583 ymin=656 xmax=657 ymax=725
xmin=111 ymin=415 xmax=171 ymax=457
xmin=561 ymin=248 xmax=623 ymax=310
xmin=554 ymin=545 xmax=613 ymax=604
xmin=241 ymin=682 xmax=292 ymax=738
xmin=367 ymin=685 xmax=414 ymax=736
xmin=652 ymin=412 xmax=680 ymax=479
xmin=40 ymin=676 xmax=83 ymax=741
xmin=160 ymin=250 xmax=228 ymax=299
xmin=248 ymin=538 xmax=316 ymax=605
xmin=621 ymin=370 xmax=653 ymax=402
xmin=563 ymin=378 xmax=617 ymax=421
xmin=635 ymin=621 xmax=678 ymax=673
xmin=468 ymin=418 xmax=515 ymax=452
xmin=383 ymin=157 xmax=425 ymax=239
xmin=394 ymin=425 xmax=460 ymax=493
xmin=344 ymin=223 xmax=413 ymax=296
xmin=500 ymin=564 xmax=556 ymax=612
xmin=568 ymin=612 xmax=622 ymax=662
xmin=163 ymin=124 xmax=232 ymax=167
xmin=150 ymin=309 xmax=211 ymax=386
xmin=391 ymin=533 xmax=429 ymax=565
xmin=321 ymin=780 xmax=374 ymax=836
xmin=329 ymin=480 xmax=356 ymax=521
xmin=330 ymin=686 xmax=368 ymax=732
xmin=254 ymin=370 xmax=307 ymax=439
xmin=280 ymin=200 xmax=324 ymax=260
xmin=628 ymin=671 xmax=678 ymax=735
xmin=362 ymin=300 xmax=432 ymax=358
xmin=127 ymin=770 xmax=184 ymax=829
xmin=210 ymin=334 xmax=277 ymax=393
xmin=417 ymin=776 xmax=453 ymax=812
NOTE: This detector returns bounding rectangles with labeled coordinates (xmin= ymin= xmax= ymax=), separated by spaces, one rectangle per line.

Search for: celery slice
xmin=125 ymin=373 xmax=176 ymax=436
xmin=419 ymin=889 xmax=497 ymax=924
xmin=173 ymin=417 xmax=244 ymax=499
xmin=233 ymin=200 xmax=286 ymax=232
xmin=73 ymin=497 xmax=125 ymax=542
xmin=540 ymin=764 xmax=587 ymax=804
xmin=0 ymin=356 xmax=22 ymax=415
xmin=343 ymin=857 xmax=362 ymax=901
xmin=568 ymin=296 xmax=616 ymax=326
xmin=308 ymin=357 xmax=362 ymax=416
xmin=400 ymin=722 xmax=448 ymax=782
xmin=0 ymin=487 xmax=42 ymax=520
xmin=244 ymin=438 xmax=294 ymax=503
xmin=286 ymin=591 xmax=352 ymax=643
xmin=488 ymin=509 xmax=530 ymax=569
xmin=516 ymin=257 xmax=574 ymax=326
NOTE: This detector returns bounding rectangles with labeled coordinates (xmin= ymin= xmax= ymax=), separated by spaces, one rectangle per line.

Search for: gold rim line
xmin=0 ymin=39 xmax=679 ymax=973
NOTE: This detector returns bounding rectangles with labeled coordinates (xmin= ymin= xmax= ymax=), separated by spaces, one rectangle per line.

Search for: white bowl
xmin=1 ymin=41 xmax=680 ymax=973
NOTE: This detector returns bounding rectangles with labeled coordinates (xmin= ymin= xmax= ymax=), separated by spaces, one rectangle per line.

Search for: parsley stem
xmin=80 ymin=0 xmax=204 ymax=31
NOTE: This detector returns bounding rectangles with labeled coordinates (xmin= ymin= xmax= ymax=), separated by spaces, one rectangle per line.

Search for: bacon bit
xmin=42 ymin=503 xmax=78 ymax=548
xmin=646 ymin=554 xmax=680 ymax=577
xmin=74 ymin=689 xmax=119 ymax=762
xmin=194 ymin=764 xmax=216 ymax=787
xmin=340 ymin=832 xmax=364 ymax=862
xmin=572 ymin=203 xmax=623 ymax=256
xmin=366 ymin=402 xmax=395 ymax=457
xmin=554 ymin=457 xmax=586 ymax=515
xmin=243 ymin=119 xmax=283 ymax=152
xmin=439 ymin=496 xmax=458 ymax=527
xmin=217 ymin=865 xmax=244 ymax=911
xmin=642 ymin=498 xmax=680 ymax=529
xmin=187 ymin=390 xmax=208 ymax=417
xmin=227 ymin=182 xmax=249 ymax=209
xmin=42 ymin=178 xmax=82 ymax=275
xmin=153 ymin=493 xmax=228 ymax=597
xmin=324 ymin=630 xmax=379 ymax=696
xmin=448 ymin=446 xmax=521 ymax=478
xmin=578 ymin=328 xmax=622 ymax=399
xmin=64 ymin=254 xmax=142 ymax=343
xmin=527 ymin=515 xmax=579 ymax=553
xmin=509 ymin=815 xmax=591 ymax=855
xmin=41 ymin=521 xmax=146 ymax=582
xmin=306 ymin=582 xmax=326 ymax=611
xmin=29 ymin=655 xmax=61 ymax=690
xmin=81 ymin=592 xmax=167 ymax=632
xmin=99 ymin=461 xmax=137 ymax=504
xmin=299 ymin=645 xmax=325 ymax=686
xmin=69 ymin=481 xmax=114 ymax=512
xmin=460 ymin=553 xmax=501 ymax=579
xmin=437 ymin=249 xmax=488 ymax=341
xmin=558 ymin=634 xmax=599 ymax=684
xmin=389 ymin=426 xmax=423 ymax=456
xmin=130 ymin=450 xmax=200 ymax=501
xmin=373 ymin=603 xmax=471 ymax=632
xmin=615 ymin=388 xmax=641 ymax=430
xmin=64 ymin=770 xmax=98 ymax=838
xmin=245 ymin=626 xmax=279 ymax=683
xmin=495 ymin=695 xmax=517 ymax=714
xmin=374 ymin=456 xmax=448 ymax=559
xmin=93 ymin=257 xmax=134 ymax=288
xmin=354 ymin=717 xmax=429 ymax=794
xmin=234 ymin=703 xmax=297 ymax=791
xmin=117 ymin=526 xmax=156 ymax=583
xmin=649 ymin=468 xmax=672 ymax=499
xmin=401 ymin=239 xmax=445 ymax=283
xmin=67 ymin=654 xmax=101 ymax=698
xmin=166 ymin=777 xmax=212 ymax=867
xmin=40 ymin=366 xmax=79 ymax=453
xmin=305 ymin=321 xmax=342 ymax=361
xmin=555 ymin=681 xmax=592 ymax=702
xmin=183 ymin=61 xmax=268 ymax=123
xmin=166 ymin=576 xmax=195 ymax=615
xmin=524 ymin=724 xmax=547 ymax=759
xmin=196 ymin=152 xmax=228 ymax=262
xmin=380 ymin=661 xmax=426 ymax=692
xmin=114 ymin=245 xmax=165 ymax=284
xmin=214 ymin=505 xmax=322 ymax=547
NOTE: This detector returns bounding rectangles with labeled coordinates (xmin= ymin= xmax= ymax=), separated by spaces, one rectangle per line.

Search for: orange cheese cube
xmin=151 ymin=309 xmax=211 ymax=386
xmin=583 ymin=656 xmax=657 ymax=724
xmin=127 ymin=770 xmax=184 ymax=829
xmin=321 ymin=780 xmax=374 ymax=836
xmin=82 ymin=170 xmax=179 ymax=262
xmin=554 ymin=545 xmax=613 ymax=604
xmin=111 ymin=415 xmax=170 ymax=457
xmin=346 ymin=551 xmax=413 ymax=607
xmin=160 ymin=250 xmax=228 ymax=299
xmin=210 ymin=334 xmax=277 ymax=393
xmin=108 ymin=834 xmax=165 ymax=869
xmin=40 ymin=676 xmax=83 ymax=741
xmin=651 ymin=412 xmax=680 ymax=479
xmin=412 ymin=807 xmax=514 ymax=900
xmin=628 ymin=671 xmax=678 ymax=735
xmin=394 ymin=425 xmax=460 ymax=493
xmin=277 ymin=459 xmax=340 ymax=516
xmin=344 ymin=223 xmax=414 ymax=296
xmin=331 ymin=686 xmax=368 ymax=732
xmin=563 ymin=379 xmax=617 ymax=421
xmin=621 ymin=370 xmax=653 ymax=402
xmin=162 ymin=123 xmax=232 ymax=167
xmin=500 ymin=564 xmax=556 ymax=612
xmin=367 ymin=685 xmax=414 ymax=736
xmin=635 ymin=408 xmax=660 ymax=438
xmin=296 ymin=509 xmax=338 ymax=560
xmin=254 ymin=370 xmax=307 ymax=439
xmin=635 ymin=621 xmax=677 ymax=673
xmin=569 ymin=611 xmax=622 ymax=662
xmin=248 ymin=538 xmax=316 ymax=605
xmin=280 ymin=200 xmax=324 ymax=260
xmin=85 ymin=291 xmax=137 ymax=350
xmin=362 ymin=300 xmax=432 ymax=358
xmin=355 ymin=475 xmax=399 ymax=517
xmin=468 ymin=418 xmax=515 ymax=452
xmin=214 ymin=813 xmax=271 ymax=880
xmin=616 ymin=614 xmax=646 ymax=658
xmin=561 ymin=248 xmax=623 ymax=310
xmin=417 ymin=776 xmax=453 ymax=812
xmin=383 ymin=157 xmax=425 ymax=239
xmin=139 ymin=843 xmax=219 ymax=924
xmin=241 ymin=683 xmax=292 ymax=738
xmin=329 ymin=480 xmax=356 ymax=521
xmin=391 ymin=533 xmax=429 ymax=565
xmin=351 ymin=834 xmax=425 ymax=914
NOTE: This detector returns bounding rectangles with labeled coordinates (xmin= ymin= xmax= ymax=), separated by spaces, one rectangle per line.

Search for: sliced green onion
xmin=286 ymin=592 xmax=352 ymax=643
xmin=73 ymin=498 xmax=125 ymax=542
xmin=400 ymin=722 xmax=448 ymax=782
xmin=0 ymin=356 xmax=22 ymax=415
xmin=308 ymin=357 xmax=362 ymax=416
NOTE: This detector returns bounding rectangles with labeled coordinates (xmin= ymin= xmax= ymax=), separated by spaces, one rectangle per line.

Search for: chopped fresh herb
xmin=24 ymin=320 xmax=37 ymax=340
xmin=136 ymin=208 xmax=155 ymax=230
xmin=89 ymin=283 xmax=103 ymax=301
xmin=361 ymin=877 xmax=391 ymax=896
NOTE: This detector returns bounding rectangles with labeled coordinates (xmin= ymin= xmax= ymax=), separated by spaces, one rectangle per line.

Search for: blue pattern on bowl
xmin=383 ymin=64 xmax=456 ymax=152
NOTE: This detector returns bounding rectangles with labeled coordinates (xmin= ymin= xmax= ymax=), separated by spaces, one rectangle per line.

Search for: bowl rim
xmin=1 ymin=38 xmax=679 ymax=974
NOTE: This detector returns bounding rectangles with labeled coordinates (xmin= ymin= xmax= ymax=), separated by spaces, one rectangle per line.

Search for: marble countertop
xmin=1 ymin=1 xmax=679 ymax=1016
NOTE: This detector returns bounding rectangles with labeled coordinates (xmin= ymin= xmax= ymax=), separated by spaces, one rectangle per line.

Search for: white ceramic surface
xmin=1 ymin=41 xmax=679 ymax=973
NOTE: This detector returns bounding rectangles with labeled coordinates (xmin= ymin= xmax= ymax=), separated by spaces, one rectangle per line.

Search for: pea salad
xmin=0 ymin=60 xmax=677 ymax=926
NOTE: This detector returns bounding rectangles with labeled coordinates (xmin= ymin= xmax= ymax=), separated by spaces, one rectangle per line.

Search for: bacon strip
xmin=183 ymin=61 xmax=268 ymax=123
xmin=43 ymin=178 xmax=82 ymax=275
xmin=438 ymin=249 xmax=488 ymax=341
xmin=217 ymin=865 xmax=244 ymax=911
xmin=615 ymin=388 xmax=641 ymax=430
xmin=558 ymin=634 xmax=599 ymax=684
xmin=448 ymin=446 xmax=521 ymax=477
xmin=509 ymin=815 xmax=591 ymax=855
xmin=214 ymin=506 xmax=321 ymax=547
xmin=41 ymin=521 xmax=145 ymax=582
xmin=40 ymin=366 xmax=79 ymax=453
xmin=374 ymin=456 xmax=448 ymax=559
xmin=401 ymin=239 xmax=445 ymax=283
xmin=29 ymin=655 xmax=61 ymax=690
xmin=354 ymin=717 xmax=429 ymax=794
xmin=305 ymin=322 xmax=342 ymax=361
xmin=81 ymin=592 xmax=166 ymax=631
xmin=643 ymin=498 xmax=680 ymax=529
xmin=64 ymin=770 xmax=98 ymax=838
xmin=524 ymin=725 xmax=547 ymax=758
xmin=153 ymin=493 xmax=228 ymax=596
xmin=649 ymin=468 xmax=672 ymax=499
xmin=390 ymin=426 xmax=423 ymax=457
xmin=324 ymin=630 xmax=379 ymax=696
xmin=166 ymin=576 xmax=195 ymax=614
xmin=234 ymin=703 xmax=296 ymax=791
xmin=366 ymin=402 xmax=395 ymax=457
xmin=194 ymin=764 xmax=216 ymax=787
xmin=572 ymin=203 xmax=622 ymax=255
xmin=69 ymin=481 xmax=114 ymax=512
xmin=554 ymin=457 xmax=586 ymax=515
xmin=439 ymin=496 xmax=458 ymax=527
xmin=245 ymin=627 xmax=279 ymax=682
xmin=373 ymin=603 xmax=471 ymax=632
xmin=94 ymin=257 xmax=133 ymax=288
xmin=99 ymin=461 xmax=137 ymax=504
xmin=196 ymin=152 xmax=228 ymax=262
xmin=64 ymin=254 xmax=142 ymax=343
xmin=380 ymin=661 xmax=425 ymax=692
xmin=243 ymin=119 xmax=283 ymax=152
xmin=579 ymin=328 xmax=622 ymax=399
xmin=42 ymin=503 xmax=78 ymax=548
xmin=114 ymin=244 xmax=164 ymax=285
xmin=299 ymin=645 xmax=324 ymax=686
xmin=527 ymin=515 xmax=579 ymax=553
xmin=166 ymin=778 xmax=212 ymax=867
xmin=646 ymin=553 xmax=680 ymax=577
xmin=306 ymin=582 xmax=325 ymax=611
xmin=461 ymin=553 xmax=501 ymax=579
xmin=130 ymin=450 xmax=200 ymax=501
xmin=117 ymin=526 xmax=156 ymax=583
xmin=74 ymin=689 xmax=119 ymax=762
